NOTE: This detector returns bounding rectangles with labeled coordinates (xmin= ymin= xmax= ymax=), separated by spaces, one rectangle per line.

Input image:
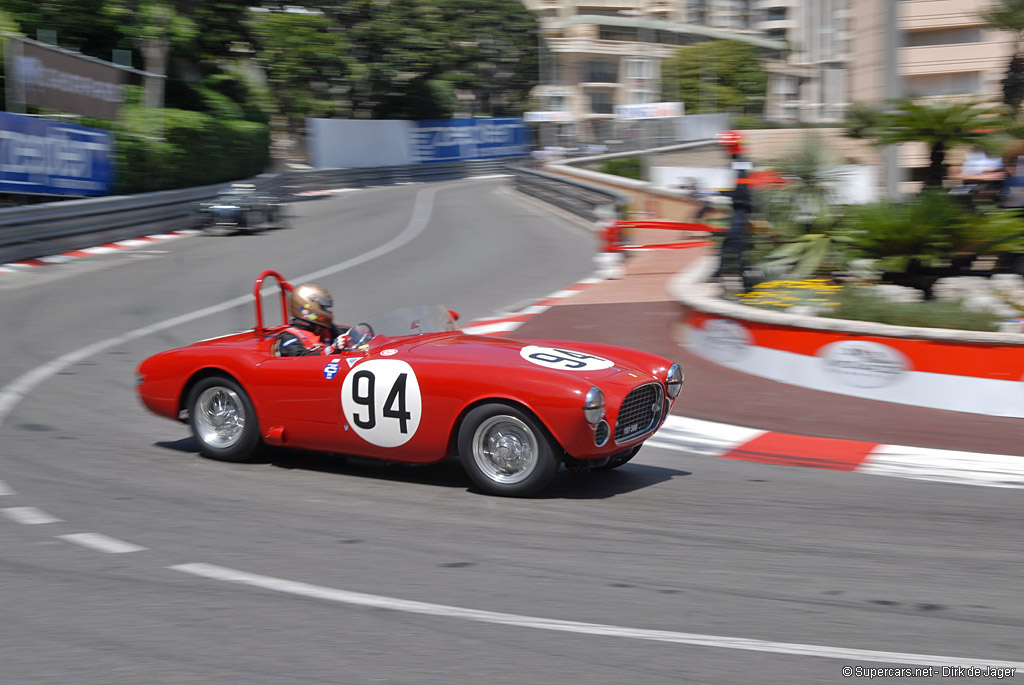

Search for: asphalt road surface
xmin=0 ymin=178 xmax=1020 ymax=684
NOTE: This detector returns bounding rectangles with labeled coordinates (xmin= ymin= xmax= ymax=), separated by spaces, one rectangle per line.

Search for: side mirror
xmin=448 ymin=309 xmax=460 ymax=322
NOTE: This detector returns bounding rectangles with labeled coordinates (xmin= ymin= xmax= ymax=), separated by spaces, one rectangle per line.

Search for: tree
xmin=299 ymin=0 xmax=539 ymax=119
xmin=250 ymin=11 xmax=350 ymax=130
xmin=661 ymin=40 xmax=767 ymax=114
xmin=435 ymin=0 xmax=539 ymax=117
xmin=844 ymin=99 xmax=1007 ymax=188
xmin=979 ymin=0 xmax=1024 ymax=116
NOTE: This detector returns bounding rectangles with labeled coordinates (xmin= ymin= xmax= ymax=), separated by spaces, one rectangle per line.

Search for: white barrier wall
xmin=307 ymin=119 xmax=414 ymax=169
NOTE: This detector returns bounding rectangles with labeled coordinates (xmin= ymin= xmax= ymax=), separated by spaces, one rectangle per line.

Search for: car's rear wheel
xmin=187 ymin=376 xmax=260 ymax=463
xmin=458 ymin=404 xmax=557 ymax=497
xmin=595 ymin=444 xmax=642 ymax=471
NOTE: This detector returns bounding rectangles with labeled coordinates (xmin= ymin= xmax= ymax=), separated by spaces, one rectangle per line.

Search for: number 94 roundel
xmin=341 ymin=359 xmax=422 ymax=447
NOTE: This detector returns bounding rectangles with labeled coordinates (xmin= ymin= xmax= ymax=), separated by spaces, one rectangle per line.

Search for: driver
xmin=273 ymin=283 xmax=350 ymax=357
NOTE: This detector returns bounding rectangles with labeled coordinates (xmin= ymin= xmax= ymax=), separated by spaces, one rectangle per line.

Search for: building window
xmin=627 ymin=89 xmax=658 ymax=105
xmin=905 ymin=72 xmax=982 ymax=97
xmin=599 ymin=27 xmax=638 ymax=42
xmin=903 ymin=27 xmax=982 ymax=47
xmin=771 ymin=75 xmax=798 ymax=95
xmin=584 ymin=61 xmax=618 ymax=83
xmin=544 ymin=96 xmax=567 ymax=112
xmin=588 ymin=90 xmax=614 ymax=114
xmin=764 ymin=7 xmax=787 ymax=21
xmin=577 ymin=6 xmax=626 ymax=16
xmin=624 ymin=58 xmax=654 ymax=80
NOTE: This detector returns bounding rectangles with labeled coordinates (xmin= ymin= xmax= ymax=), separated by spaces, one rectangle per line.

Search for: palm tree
xmin=979 ymin=0 xmax=1024 ymax=115
xmin=844 ymin=99 xmax=1007 ymax=188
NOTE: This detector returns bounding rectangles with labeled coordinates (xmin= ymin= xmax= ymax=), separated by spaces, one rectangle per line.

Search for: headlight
xmin=665 ymin=363 xmax=683 ymax=398
xmin=582 ymin=386 xmax=605 ymax=425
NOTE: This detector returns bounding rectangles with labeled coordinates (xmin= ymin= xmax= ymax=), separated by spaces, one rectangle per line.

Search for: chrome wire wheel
xmin=471 ymin=415 xmax=539 ymax=485
xmin=193 ymin=386 xmax=246 ymax=449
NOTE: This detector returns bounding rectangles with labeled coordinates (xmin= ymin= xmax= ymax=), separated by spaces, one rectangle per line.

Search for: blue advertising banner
xmin=0 ymin=111 xmax=113 ymax=196
xmin=410 ymin=117 xmax=527 ymax=163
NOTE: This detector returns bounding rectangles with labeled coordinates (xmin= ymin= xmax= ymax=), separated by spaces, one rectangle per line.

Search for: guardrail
xmin=0 ymin=158 xmax=521 ymax=264
xmin=507 ymin=165 xmax=630 ymax=224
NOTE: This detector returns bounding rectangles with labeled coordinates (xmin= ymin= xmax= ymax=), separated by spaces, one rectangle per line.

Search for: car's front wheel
xmin=186 ymin=376 xmax=260 ymax=463
xmin=458 ymin=404 xmax=558 ymax=497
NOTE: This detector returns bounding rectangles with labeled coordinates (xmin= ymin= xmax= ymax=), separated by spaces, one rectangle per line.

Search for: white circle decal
xmin=700 ymin=318 xmax=752 ymax=363
xmin=520 ymin=345 xmax=615 ymax=371
xmin=341 ymin=359 xmax=422 ymax=447
xmin=819 ymin=340 xmax=908 ymax=388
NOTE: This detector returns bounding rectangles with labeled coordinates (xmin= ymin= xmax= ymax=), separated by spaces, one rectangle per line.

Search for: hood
xmin=395 ymin=332 xmax=659 ymax=388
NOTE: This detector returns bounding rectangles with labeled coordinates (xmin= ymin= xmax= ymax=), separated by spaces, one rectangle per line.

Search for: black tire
xmin=186 ymin=376 xmax=260 ymax=463
xmin=457 ymin=404 xmax=558 ymax=497
xmin=594 ymin=444 xmax=642 ymax=471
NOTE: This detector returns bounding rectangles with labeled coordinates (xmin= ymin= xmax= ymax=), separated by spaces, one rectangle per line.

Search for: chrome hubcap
xmin=194 ymin=386 xmax=245 ymax=448
xmin=472 ymin=415 xmax=538 ymax=484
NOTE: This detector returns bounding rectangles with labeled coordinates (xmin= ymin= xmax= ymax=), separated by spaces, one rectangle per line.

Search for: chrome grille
xmin=594 ymin=420 xmax=610 ymax=447
xmin=614 ymin=383 xmax=663 ymax=443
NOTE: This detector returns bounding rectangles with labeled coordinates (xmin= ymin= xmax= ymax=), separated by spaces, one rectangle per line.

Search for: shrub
xmin=601 ymin=156 xmax=643 ymax=180
xmin=821 ymin=285 xmax=1002 ymax=332
xmin=112 ymin=106 xmax=269 ymax=194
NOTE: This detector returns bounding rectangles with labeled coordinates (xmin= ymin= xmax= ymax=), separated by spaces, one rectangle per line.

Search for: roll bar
xmin=253 ymin=269 xmax=294 ymax=334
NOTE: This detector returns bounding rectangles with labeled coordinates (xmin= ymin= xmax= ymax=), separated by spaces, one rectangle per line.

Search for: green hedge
xmin=112 ymin=107 xmax=270 ymax=194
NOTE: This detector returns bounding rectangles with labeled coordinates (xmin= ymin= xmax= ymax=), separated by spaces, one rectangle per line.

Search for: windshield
xmin=355 ymin=304 xmax=459 ymax=339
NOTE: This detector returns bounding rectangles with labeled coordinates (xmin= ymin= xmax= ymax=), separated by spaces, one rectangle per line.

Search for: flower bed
xmin=672 ymin=258 xmax=1024 ymax=418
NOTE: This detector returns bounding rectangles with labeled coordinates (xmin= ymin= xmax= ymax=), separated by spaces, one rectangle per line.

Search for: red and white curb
xmin=461 ymin=276 xmax=605 ymax=336
xmin=463 ymin=276 xmax=1024 ymax=489
xmin=0 ymin=229 xmax=202 ymax=274
xmin=648 ymin=415 xmax=1024 ymax=489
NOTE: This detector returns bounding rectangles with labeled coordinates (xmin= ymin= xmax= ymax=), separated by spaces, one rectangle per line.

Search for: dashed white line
xmin=171 ymin=562 xmax=1024 ymax=670
xmin=59 ymin=533 xmax=147 ymax=554
xmin=2 ymin=507 xmax=62 ymax=524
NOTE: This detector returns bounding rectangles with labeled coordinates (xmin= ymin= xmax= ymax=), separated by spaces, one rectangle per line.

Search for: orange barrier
xmin=603 ymin=220 xmax=724 ymax=253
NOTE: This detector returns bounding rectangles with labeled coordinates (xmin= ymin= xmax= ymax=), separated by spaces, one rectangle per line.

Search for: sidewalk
xmin=498 ymin=242 xmax=1024 ymax=477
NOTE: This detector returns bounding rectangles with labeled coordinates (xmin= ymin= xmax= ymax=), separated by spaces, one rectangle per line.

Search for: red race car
xmin=136 ymin=270 xmax=684 ymax=496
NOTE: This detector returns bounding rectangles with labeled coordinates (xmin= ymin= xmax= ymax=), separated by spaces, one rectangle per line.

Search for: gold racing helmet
xmin=290 ymin=283 xmax=334 ymax=329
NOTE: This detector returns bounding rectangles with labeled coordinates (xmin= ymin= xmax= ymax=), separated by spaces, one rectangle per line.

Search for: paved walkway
xmin=465 ymin=239 xmax=1024 ymax=488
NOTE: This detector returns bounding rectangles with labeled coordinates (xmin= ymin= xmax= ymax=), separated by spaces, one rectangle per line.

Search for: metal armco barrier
xmin=0 ymin=158 xmax=522 ymax=264
xmin=508 ymin=166 xmax=629 ymax=224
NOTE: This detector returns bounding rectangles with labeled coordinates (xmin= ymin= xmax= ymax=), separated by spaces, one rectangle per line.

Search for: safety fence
xmin=507 ymin=165 xmax=630 ymax=224
xmin=0 ymin=157 xmax=522 ymax=265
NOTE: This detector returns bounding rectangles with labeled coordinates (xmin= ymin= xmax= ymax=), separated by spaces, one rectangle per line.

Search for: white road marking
xmin=0 ymin=480 xmax=13 ymax=496
xmin=171 ymin=562 xmax=1024 ymax=670
xmin=2 ymin=507 xmax=62 ymax=524
xmin=0 ymin=183 xmax=444 ymax=432
xmin=59 ymin=533 xmax=147 ymax=554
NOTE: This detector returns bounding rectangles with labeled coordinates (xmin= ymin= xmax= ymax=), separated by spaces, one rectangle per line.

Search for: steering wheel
xmin=345 ymin=322 xmax=374 ymax=350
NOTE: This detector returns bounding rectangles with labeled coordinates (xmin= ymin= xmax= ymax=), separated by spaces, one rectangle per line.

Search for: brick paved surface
xmin=513 ymin=243 xmax=1024 ymax=457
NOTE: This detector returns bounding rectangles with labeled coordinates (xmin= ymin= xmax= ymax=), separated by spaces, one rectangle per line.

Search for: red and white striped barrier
xmin=673 ymin=259 xmax=1024 ymax=419
xmin=0 ymin=229 xmax=202 ymax=274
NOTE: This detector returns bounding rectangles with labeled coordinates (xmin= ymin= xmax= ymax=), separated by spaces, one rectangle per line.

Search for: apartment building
xmin=851 ymin=0 xmax=1013 ymax=104
xmin=763 ymin=0 xmax=1013 ymax=123
xmin=521 ymin=0 xmax=782 ymax=143
xmin=521 ymin=0 xmax=1015 ymax=144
